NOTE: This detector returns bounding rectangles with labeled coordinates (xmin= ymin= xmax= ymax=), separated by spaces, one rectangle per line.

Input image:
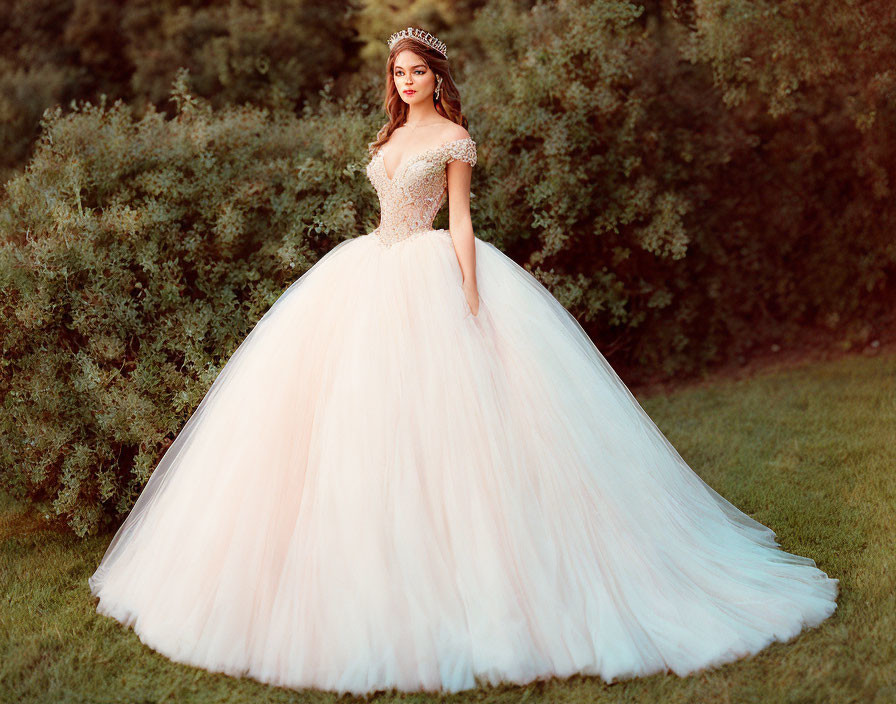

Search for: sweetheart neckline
xmin=376 ymin=136 xmax=475 ymax=183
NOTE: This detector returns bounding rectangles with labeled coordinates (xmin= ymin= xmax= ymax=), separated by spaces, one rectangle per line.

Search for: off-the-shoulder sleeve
xmin=445 ymin=138 xmax=477 ymax=168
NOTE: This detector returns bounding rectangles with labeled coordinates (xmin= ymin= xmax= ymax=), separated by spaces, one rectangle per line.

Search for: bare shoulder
xmin=439 ymin=122 xmax=471 ymax=144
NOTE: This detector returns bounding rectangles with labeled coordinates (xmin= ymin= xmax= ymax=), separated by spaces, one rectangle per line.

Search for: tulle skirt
xmin=88 ymin=228 xmax=839 ymax=695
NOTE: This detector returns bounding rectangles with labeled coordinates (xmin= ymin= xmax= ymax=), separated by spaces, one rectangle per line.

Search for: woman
xmin=89 ymin=27 xmax=839 ymax=695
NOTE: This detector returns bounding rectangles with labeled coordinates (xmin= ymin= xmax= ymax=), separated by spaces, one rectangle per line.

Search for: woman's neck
xmin=404 ymin=103 xmax=442 ymax=125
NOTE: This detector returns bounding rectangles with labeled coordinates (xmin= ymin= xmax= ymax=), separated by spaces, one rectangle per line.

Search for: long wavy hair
xmin=368 ymin=34 xmax=470 ymax=156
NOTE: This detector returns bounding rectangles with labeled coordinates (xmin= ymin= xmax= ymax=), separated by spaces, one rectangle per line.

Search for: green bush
xmin=459 ymin=0 xmax=895 ymax=378
xmin=0 ymin=72 xmax=380 ymax=536
xmin=0 ymin=0 xmax=360 ymax=183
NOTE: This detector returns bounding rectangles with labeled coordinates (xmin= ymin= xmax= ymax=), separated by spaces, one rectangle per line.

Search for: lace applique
xmin=365 ymin=136 xmax=477 ymax=247
xmin=445 ymin=138 xmax=477 ymax=168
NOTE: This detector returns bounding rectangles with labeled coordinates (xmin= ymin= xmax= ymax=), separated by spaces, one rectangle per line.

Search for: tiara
xmin=387 ymin=27 xmax=448 ymax=58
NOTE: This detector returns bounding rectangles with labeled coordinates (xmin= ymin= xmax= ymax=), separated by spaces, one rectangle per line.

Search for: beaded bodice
xmin=366 ymin=136 xmax=477 ymax=246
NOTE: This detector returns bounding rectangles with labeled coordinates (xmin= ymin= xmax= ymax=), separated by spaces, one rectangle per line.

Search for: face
xmin=392 ymin=49 xmax=436 ymax=104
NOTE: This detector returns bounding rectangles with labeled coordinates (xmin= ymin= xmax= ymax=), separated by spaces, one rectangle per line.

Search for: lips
xmin=403 ymin=90 xmax=416 ymax=95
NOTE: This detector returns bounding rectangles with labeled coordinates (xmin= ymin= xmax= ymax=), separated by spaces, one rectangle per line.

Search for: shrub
xmin=459 ymin=0 xmax=895 ymax=378
xmin=0 ymin=72 xmax=379 ymax=536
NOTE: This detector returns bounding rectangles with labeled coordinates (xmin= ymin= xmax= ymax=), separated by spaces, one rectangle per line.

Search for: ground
xmin=1 ymin=350 xmax=894 ymax=703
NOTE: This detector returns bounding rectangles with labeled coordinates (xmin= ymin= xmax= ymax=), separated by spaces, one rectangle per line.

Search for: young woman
xmin=89 ymin=27 xmax=839 ymax=695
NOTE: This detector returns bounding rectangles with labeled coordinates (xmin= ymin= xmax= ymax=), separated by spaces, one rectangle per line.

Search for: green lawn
xmin=2 ymin=352 xmax=894 ymax=704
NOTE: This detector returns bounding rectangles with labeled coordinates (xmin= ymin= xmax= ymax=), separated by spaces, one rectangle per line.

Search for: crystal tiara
xmin=387 ymin=27 xmax=448 ymax=58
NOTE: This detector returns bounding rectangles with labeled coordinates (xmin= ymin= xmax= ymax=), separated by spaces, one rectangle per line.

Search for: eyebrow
xmin=394 ymin=64 xmax=427 ymax=69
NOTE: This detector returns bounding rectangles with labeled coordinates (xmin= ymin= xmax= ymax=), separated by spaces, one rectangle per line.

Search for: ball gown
xmin=88 ymin=135 xmax=839 ymax=695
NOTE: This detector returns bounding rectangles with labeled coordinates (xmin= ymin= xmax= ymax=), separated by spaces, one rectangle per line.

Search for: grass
xmin=1 ymin=352 xmax=894 ymax=704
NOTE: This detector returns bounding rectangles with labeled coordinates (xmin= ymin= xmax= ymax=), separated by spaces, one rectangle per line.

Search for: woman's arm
xmin=447 ymin=149 xmax=478 ymax=315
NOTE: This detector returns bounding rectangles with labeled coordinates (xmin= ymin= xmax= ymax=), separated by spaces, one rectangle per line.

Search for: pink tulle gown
xmin=89 ymin=135 xmax=838 ymax=695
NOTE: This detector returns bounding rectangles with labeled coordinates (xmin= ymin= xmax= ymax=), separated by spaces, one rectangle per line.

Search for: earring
xmin=435 ymin=76 xmax=442 ymax=101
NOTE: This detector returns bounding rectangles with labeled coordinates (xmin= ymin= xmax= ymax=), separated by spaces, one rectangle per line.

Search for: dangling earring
xmin=434 ymin=75 xmax=443 ymax=101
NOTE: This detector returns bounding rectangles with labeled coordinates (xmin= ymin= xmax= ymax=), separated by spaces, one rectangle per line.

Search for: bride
xmin=88 ymin=26 xmax=839 ymax=695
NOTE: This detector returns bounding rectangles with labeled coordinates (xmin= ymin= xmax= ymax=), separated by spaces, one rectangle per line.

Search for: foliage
xmin=0 ymin=0 xmax=359 ymax=183
xmin=458 ymin=0 xmax=895 ymax=377
xmin=0 ymin=74 xmax=380 ymax=536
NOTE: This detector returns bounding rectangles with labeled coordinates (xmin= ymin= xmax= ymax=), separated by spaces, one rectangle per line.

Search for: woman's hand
xmin=463 ymin=278 xmax=479 ymax=316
